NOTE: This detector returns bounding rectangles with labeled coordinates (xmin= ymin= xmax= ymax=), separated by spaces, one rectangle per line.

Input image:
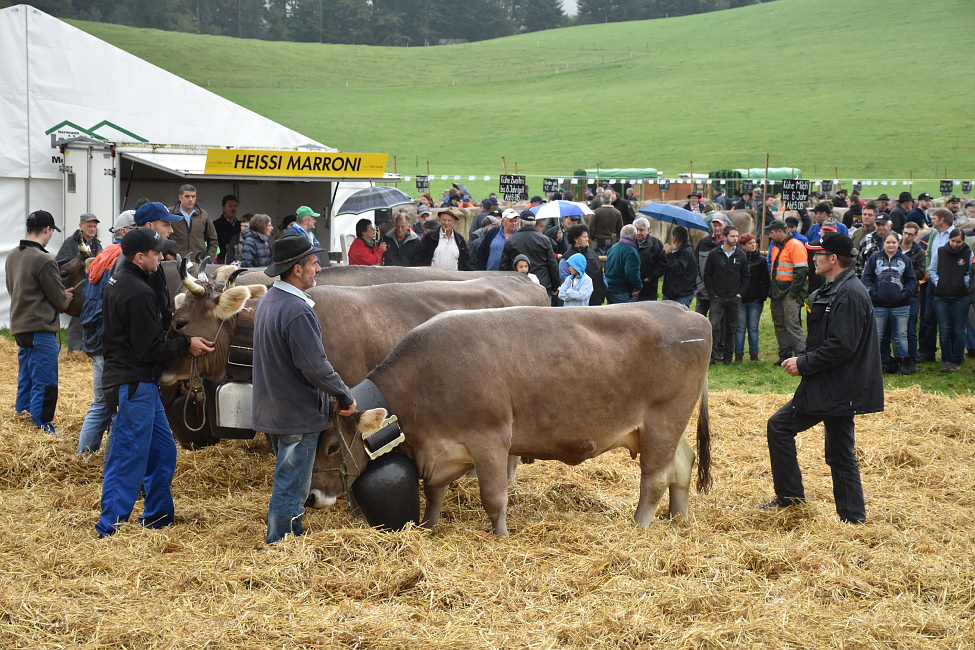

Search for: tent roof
xmin=573 ymin=168 xmax=660 ymax=180
xmin=709 ymin=168 xmax=803 ymax=180
xmin=0 ymin=4 xmax=335 ymax=182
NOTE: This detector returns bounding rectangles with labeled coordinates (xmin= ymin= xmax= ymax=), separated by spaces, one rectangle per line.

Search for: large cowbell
xmin=348 ymin=379 xmax=420 ymax=531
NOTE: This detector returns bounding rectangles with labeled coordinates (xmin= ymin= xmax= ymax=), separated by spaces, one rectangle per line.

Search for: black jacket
xmin=382 ymin=229 xmax=420 ymax=267
xmin=500 ymin=227 xmax=560 ymax=292
xmin=742 ymin=250 xmax=770 ymax=303
xmin=662 ymin=243 xmax=698 ymax=300
xmin=55 ymin=229 xmax=102 ymax=265
xmin=793 ymin=269 xmax=883 ymax=417
xmin=543 ymin=224 xmax=573 ymax=257
xmin=933 ymin=242 xmax=972 ymax=298
xmin=612 ymin=198 xmax=637 ymax=226
xmin=703 ymin=246 xmax=750 ymax=299
xmin=694 ymin=234 xmax=721 ymax=299
xmin=636 ymin=235 xmax=666 ymax=300
xmin=412 ymin=229 xmax=473 ymax=271
xmin=102 ymin=260 xmax=190 ymax=388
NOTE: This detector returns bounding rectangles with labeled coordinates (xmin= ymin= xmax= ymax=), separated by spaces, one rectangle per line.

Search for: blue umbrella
xmin=335 ymin=186 xmax=414 ymax=216
xmin=637 ymin=203 xmax=709 ymax=232
xmin=529 ymin=200 xmax=593 ymax=220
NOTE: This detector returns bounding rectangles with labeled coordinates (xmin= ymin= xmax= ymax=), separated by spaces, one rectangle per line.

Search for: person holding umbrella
xmin=347 ymin=218 xmax=386 ymax=266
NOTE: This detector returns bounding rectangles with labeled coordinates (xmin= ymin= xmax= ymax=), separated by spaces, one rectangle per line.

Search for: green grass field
xmin=71 ymin=0 xmax=975 ymax=200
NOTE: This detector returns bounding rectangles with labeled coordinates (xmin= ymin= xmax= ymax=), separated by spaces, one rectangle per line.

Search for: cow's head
xmin=58 ymin=244 xmax=92 ymax=318
xmin=306 ymin=408 xmax=385 ymax=509
xmin=159 ymin=262 xmax=266 ymax=385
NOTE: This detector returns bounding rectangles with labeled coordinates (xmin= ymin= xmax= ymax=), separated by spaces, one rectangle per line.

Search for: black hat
xmin=812 ymin=203 xmax=833 ymax=215
xmin=805 ymin=231 xmax=856 ymax=257
xmin=265 ymin=234 xmax=323 ymax=276
xmin=764 ymin=219 xmax=788 ymax=232
xmin=121 ymin=227 xmax=175 ymax=257
xmin=687 ymin=191 xmax=701 ymax=199
xmin=917 ymin=193 xmax=933 ymax=201
xmin=837 ymin=188 xmax=848 ymax=195
xmin=897 ymin=191 xmax=913 ymax=203
xmin=876 ymin=193 xmax=889 ymax=201
xmin=26 ymin=210 xmax=61 ymax=232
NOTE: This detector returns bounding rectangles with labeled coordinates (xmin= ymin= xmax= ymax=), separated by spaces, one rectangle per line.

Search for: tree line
xmin=13 ymin=0 xmax=771 ymax=46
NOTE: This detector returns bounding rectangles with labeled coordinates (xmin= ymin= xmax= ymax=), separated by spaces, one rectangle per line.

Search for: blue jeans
xmin=78 ymin=355 xmax=114 ymax=454
xmin=96 ymin=382 xmax=177 ymax=537
xmin=16 ymin=331 xmax=59 ymax=433
xmin=667 ymin=295 xmax=694 ymax=307
xmin=932 ymin=295 xmax=968 ymax=365
xmin=267 ymin=432 xmax=321 ymax=544
xmin=874 ymin=305 xmax=910 ymax=359
xmin=606 ymin=290 xmax=635 ymax=304
xmin=736 ymin=301 xmax=764 ymax=354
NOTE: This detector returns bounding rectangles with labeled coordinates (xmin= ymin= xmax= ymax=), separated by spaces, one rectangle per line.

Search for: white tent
xmin=0 ymin=5 xmax=389 ymax=325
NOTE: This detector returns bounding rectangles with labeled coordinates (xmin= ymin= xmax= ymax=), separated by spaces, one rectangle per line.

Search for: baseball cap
xmin=805 ymin=231 xmax=855 ymax=257
xmin=567 ymin=214 xmax=583 ymax=221
xmin=26 ymin=210 xmax=61 ymax=232
xmin=917 ymin=193 xmax=933 ymax=201
xmin=519 ymin=209 xmax=536 ymax=221
xmin=764 ymin=219 xmax=788 ymax=232
xmin=79 ymin=213 xmax=99 ymax=223
xmin=135 ymin=202 xmax=181 ymax=225
xmin=501 ymin=209 xmax=519 ymax=220
xmin=821 ymin=219 xmax=838 ymax=232
xmin=481 ymin=199 xmax=493 ymax=208
xmin=110 ymin=210 xmax=137 ymax=233
xmin=875 ymin=217 xmax=891 ymax=226
xmin=710 ymin=214 xmax=725 ymax=223
xmin=417 ymin=205 xmax=432 ymax=216
xmin=530 ymin=196 xmax=545 ymax=204
xmin=121 ymin=227 xmax=176 ymax=257
xmin=295 ymin=205 xmax=321 ymax=219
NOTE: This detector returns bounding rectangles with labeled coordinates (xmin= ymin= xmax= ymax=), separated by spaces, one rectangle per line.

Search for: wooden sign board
xmin=782 ymin=179 xmax=811 ymax=211
xmin=500 ymin=174 xmax=526 ymax=202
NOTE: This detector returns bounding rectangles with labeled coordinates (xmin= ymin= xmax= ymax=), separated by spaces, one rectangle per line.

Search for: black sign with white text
xmin=940 ymin=180 xmax=954 ymax=196
xmin=543 ymin=178 xmax=560 ymax=195
xmin=962 ymin=181 xmax=972 ymax=194
xmin=500 ymin=174 xmax=526 ymax=201
xmin=415 ymin=175 xmax=429 ymax=191
xmin=781 ymin=179 xmax=811 ymax=210
xmin=740 ymin=180 xmax=754 ymax=194
xmin=658 ymin=180 xmax=670 ymax=192
xmin=820 ymin=180 xmax=833 ymax=193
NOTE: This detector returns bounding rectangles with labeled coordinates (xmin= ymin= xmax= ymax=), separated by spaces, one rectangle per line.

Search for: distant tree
xmin=514 ymin=0 xmax=565 ymax=33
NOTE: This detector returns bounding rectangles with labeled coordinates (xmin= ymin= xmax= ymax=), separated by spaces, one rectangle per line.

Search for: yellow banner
xmin=204 ymin=149 xmax=389 ymax=178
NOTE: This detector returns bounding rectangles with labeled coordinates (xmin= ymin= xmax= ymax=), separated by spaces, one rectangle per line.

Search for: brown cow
xmin=314 ymin=301 xmax=712 ymax=535
xmin=228 ymin=264 xmax=525 ymax=288
xmin=162 ymin=274 xmax=549 ymax=387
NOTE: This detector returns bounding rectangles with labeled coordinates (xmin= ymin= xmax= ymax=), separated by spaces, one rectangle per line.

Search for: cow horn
xmin=178 ymin=257 xmax=205 ymax=295
xmin=197 ymin=256 xmax=211 ymax=282
xmin=226 ymin=268 xmax=246 ymax=289
xmin=178 ymin=256 xmax=189 ymax=279
xmin=78 ymin=243 xmax=91 ymax=258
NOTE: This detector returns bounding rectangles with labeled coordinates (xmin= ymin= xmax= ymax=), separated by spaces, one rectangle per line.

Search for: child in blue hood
xmin=558 ymin=253 xmax=593 ymax=307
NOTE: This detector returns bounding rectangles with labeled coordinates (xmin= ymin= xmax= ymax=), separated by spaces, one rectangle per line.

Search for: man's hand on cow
xmin=781 ymin=357 xmax=801 ymax=377
xmin=64 ymin=287 xmax=74 ymax=302
xmin=338 ymin=399 xmax=357 ymax=417
xmin=188 ymin=337 xmax=215 ymax=357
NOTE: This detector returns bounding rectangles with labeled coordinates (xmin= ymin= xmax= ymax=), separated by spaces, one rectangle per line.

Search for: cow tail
xmin=696 ymin=378 xmax=712 ymax=493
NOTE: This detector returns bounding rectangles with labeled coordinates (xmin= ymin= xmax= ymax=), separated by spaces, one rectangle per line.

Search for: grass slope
xmin=71 ymin=0 xmax=975 ymax=198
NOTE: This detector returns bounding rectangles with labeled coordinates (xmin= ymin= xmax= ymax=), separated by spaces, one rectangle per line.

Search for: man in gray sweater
xmin=253 ymin=235 xmax=357 ymax=544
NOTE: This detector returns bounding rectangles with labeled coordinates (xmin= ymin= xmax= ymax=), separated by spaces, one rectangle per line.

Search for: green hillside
xmin=72 ymin=0 xmax=975 ymax=197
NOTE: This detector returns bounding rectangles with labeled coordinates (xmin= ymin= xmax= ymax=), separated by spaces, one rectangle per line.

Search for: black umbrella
xmin=335 ymin=186 xmax=414 ymax=216
xmin=452 ymin=182 xmax=471 ymax=198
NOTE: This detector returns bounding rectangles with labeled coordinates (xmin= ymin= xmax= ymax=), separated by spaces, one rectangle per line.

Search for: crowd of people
xmin=6 ymin=182 xmax=974 ymax=539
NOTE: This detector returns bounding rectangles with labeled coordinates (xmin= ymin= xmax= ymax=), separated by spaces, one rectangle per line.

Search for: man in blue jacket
xmin=253 ymin=236 xmax=357 ymax=544
xmin=759 ymin=232 xmax=883 ymax=524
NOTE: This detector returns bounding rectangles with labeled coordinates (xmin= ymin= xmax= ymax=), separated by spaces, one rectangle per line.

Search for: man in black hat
xmin=682 ymin=191 xmax=703 ymax=214
xmin=832 ymin=188 xmax=849 ymax=208
xmin=759 ymin=232 xmax=883 ymax=524
xmin=252 ymin=235 xmax=357 ymax=544
xmin=96 ymin=228 xmax=214 ymax=537
xmin=733 ymin=189 xmax=754 ymax=211
xmin=887 ymin=192 xmax=913 ymax=233
xmin=874 ymin=193 xmax=891 ymax=215
xmin=5 ymin=211 xmax=73 ymax=433
xmin=908 ymin=193 xmax=933 ymax=228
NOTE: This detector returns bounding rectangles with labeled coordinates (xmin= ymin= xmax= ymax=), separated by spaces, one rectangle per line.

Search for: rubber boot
xmin=734 ymin=352 xmax=743 ymax=363
xmin=749 ymin=351 xmax=759 ymax=362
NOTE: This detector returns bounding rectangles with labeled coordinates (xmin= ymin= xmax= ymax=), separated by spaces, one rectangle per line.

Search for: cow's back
xmin=235 ymin=265 xmax=526 ymax=288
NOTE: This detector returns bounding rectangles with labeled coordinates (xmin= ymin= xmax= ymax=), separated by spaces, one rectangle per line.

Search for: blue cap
xmin=135 ymin=202 xmax=182 ymax=225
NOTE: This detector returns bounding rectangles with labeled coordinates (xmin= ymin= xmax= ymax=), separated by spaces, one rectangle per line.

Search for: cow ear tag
xmin=361 ymin=414 xmax=405 ymax=460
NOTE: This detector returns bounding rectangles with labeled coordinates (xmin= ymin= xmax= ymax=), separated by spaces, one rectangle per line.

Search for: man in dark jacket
xmin=253 ymin=236 xmax=356 ymax=544
xmin=96 ymin=229 xmax=214 ymax=537
xmin=887 ymin=192 xmax=913 ymax=234
xmin=588 ymin=194 xmax=623 ymax=254
xmin=633 ymin=217 xmax=666 ymax=301
xmin=500 ymin=213 xmax=560 ymax=297
xmin=694 ymin=214 xmax=726 ymax=316
xmin=662 ymin=226 xmax=698 ymax=306
xmin=732 ymin=190 xmax=753 ymax=210
xmin=609 ymin=188 xmax=637 ymax=226
xmin=759 ymin=232 xmax=883 ymax=524
xmin=413 ymin=208 xmax=472 ymax=271
xmin=382 ymin=214 xmax=420 ymax=267
xmin=703 ymin=226 xmax=749 ymax=365
xmin=56 ymin=213 xmax=103 ymax=353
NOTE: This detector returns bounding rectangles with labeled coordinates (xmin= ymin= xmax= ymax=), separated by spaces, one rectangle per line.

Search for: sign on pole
xmin=542 ymin=178 xmax=560 ymax=196
xmin=740 ymin=180 xmax=754 ymax=193
xmin=820 ymin=180 xmax=833 ymax=193
xmin=962 ymin=181 xmax=972 ymax=194
xmin=500 ymin=174 xmax=526 ymax=202
xmin=853 ymin=182 xmax=863 ymax=193
xmin=415 ymin=175 xmax=429 ymax=191
xmin=658 ymin=180 xmax=671 ymax=192
xmin=781 ymin=179 xmax=811 ymax=211
xmin=940 ymin=180 xmax=954 ymax=196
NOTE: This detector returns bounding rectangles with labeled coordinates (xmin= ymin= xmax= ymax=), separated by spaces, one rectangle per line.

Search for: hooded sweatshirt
xmin=558 ymin=253 xmax=594 ymax=307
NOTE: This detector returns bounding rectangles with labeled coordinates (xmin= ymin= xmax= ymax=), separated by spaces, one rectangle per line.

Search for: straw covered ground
xmin=1 ymin=338 xmax=973 ymax=648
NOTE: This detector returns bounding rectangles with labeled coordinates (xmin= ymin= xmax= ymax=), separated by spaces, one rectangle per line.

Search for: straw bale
xmin=0 ymin=336 xmax=974 ymax=647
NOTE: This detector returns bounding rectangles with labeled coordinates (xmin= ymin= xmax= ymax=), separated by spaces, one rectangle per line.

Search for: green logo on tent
xmin=45 ymin=120 xmax=147 ymax=143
